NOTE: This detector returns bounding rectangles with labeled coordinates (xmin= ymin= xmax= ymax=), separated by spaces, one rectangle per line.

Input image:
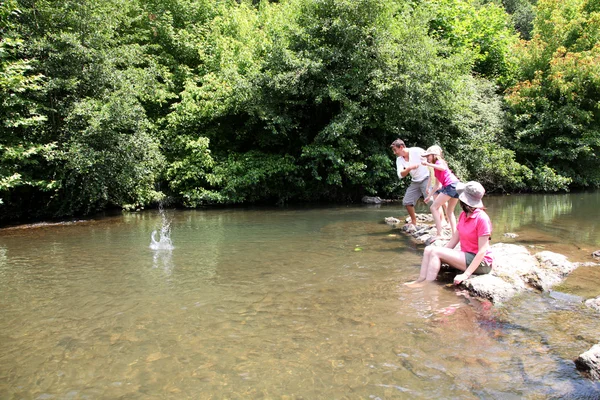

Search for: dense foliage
xmin=0 ymin=0 xmax=598 ymax=223
xmin=506 ymin=0 xmax=600 ymax=189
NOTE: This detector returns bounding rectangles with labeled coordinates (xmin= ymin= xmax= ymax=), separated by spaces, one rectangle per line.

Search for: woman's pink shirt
xmin=433 ymin=160 xmax=459 ymax=187
xmin=457 ymin=209 xmax=494 ymax=265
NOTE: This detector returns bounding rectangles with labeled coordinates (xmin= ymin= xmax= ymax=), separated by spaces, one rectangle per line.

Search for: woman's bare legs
xmin=441 ymin=203 xmax=448 ymax=226
xmin=404 ymin=245 xmax=468 ymax=287
xmin=432 ymin=193 xmax=448 ymax=227
xmin=446 ymin=197 xmax=459 ymax=234
xmin=430 ymin=193 xmax=451 ymax=238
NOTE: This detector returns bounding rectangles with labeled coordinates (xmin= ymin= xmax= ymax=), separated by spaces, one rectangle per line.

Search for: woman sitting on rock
xmin=405 ymin=181 xmax=494 ymax=287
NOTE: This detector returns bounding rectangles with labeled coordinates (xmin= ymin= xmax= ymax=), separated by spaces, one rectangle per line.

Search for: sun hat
xmin=422 ymin=145 xmax=443 ymax=157
xmin=456 ymin=181 xmax=485 ymax=208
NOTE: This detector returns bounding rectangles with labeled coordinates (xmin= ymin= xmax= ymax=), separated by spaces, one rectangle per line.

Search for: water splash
xmin=150 ymin=202 xmax=174 ymax=274
xmin=150 ymin=203 xmax=174 ymax=251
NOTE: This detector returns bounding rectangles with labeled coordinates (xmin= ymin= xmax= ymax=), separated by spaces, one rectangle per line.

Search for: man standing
xmin=390 ymin=139 xmax=430 ymax=229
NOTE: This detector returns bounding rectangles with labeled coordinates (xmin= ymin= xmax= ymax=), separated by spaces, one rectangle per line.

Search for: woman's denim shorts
xmin=439 ymin=182 xmax=459 ymax=198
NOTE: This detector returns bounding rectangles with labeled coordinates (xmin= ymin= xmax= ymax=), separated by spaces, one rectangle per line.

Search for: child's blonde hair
xmin=423 ymin=145 xmax=443 ymax=162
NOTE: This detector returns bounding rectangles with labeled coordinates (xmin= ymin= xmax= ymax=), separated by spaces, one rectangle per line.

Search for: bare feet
xmin=404 ymin=279 xmax=426 ymax=288
xmin=428 ymin=235 xmax=444 ymax=243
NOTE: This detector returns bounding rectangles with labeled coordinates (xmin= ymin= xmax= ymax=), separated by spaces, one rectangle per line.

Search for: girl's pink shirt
xmin=433 ymin=160 xmax=459 ymax=187
xmin=457 ymin=209 xmax=494 ymax=266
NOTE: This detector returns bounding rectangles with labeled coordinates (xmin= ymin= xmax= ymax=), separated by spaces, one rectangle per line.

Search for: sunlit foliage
xmin=506 ymin=0 xmax=600 ymax=189
xmin=0 ymin=0 xmax=598 ymax=222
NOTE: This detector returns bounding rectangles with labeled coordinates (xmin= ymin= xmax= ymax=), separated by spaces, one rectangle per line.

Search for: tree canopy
xmin=0 ymin=0 xmax=597 ymax=223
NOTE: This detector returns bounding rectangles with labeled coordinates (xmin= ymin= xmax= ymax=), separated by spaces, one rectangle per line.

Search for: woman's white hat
xmin=422 ymin=145 xmax=442 ymax=157
xmin=456 ymin=181 xmax=485 ymax=208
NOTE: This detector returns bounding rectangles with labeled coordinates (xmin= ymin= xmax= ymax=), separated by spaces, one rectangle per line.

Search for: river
xmin=0 ymin=191 xmax=599 ymax=398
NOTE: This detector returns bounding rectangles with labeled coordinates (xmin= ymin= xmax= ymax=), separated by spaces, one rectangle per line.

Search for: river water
xmin=1 ymin=192 xmax=599 ymax=398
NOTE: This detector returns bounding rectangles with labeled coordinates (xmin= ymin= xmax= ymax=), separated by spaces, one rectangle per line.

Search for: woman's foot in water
xmin=404 ymin=279 xmax=427 ymax=288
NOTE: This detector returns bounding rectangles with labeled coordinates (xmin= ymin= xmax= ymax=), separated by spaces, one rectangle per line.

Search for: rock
xmin=487 ymin=243 xmax=536 ymax=291
xmin=526 ymin=251 xmax=577 ymax=291
xmin=406 ymin=214 xmax=434 ymax=224
xmin=462 ymin=274 xmax=517 ymax=305
xmin=362 ymin=196 xmax=383 ymax=204
xmin=575 ymin=261 xmax=600 ymax=267
xmin=464 ymin=246 xmax=581 ymax=304
xmin=585 ymin=297 xmax=600 ymax=313
xmin=384 ymin=217 xmax=401 ymax=225
xmin=548 ymin=291 xmax=584 ymax=303
xmin=575 ymin=344 xmax=600 ymax=380
xmin=404 ymin=224 xmax=417 ymax=233
xmin=592 ymin=250 xmax=600 ymax=260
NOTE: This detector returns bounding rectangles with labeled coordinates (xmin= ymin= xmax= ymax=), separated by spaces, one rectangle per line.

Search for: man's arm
xmin=398 ymin=162 xmax=416 ymax=178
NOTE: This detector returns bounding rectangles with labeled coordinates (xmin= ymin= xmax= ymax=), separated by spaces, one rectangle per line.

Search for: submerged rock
xmin=384 ymin=217 xmax=401 ymax=225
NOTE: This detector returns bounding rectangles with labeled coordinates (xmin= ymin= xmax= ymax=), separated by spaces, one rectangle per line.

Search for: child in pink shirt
xmin=405 ymin=181 xmax=494 ymax=287
xmin=421 ymin=145 xmax=460 ymax=240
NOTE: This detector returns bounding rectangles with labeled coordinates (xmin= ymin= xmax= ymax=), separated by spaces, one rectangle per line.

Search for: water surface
xmin=1 ymin=192 xmax=599 ymax=398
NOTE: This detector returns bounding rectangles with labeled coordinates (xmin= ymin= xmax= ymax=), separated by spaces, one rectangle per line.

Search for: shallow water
xmin=0 ymin=192 xmax=599 ymax=398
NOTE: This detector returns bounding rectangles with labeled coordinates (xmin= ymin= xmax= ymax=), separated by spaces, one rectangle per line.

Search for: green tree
xmin=166 ymin=0 xmax=494 ymax=204
xmin=428 ymin=0 xmax=521 ymax=87
xmin=4 ymin=0 xmax=173 ymax=219
xmin=506 ymin=0 xmax=600 ymax=189
xmin=501 ymin=0 xmax=537 ymax=40
xmin=0 ymin=0 xmax=57 ymax=221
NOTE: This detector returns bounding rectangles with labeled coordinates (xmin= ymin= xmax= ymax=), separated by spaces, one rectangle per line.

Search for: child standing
xmin=421 ymin=145 xmax=460 ymax=241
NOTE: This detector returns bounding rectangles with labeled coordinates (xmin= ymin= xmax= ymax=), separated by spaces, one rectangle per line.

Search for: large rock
xmin=461 ymin=274 xmax=517 ymax=305
xmin=487 ymin=243 xmax=536 ymax=292
xmin=575 ymin=344 xmax=600 ymax=380
xmin=462 ymin=243 xmax=573 ymax=304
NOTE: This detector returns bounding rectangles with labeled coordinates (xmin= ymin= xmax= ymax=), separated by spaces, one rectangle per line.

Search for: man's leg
xmin=403 ymin=179 xmax=427 ymax=226
xmin=405 ymin=205 xmax=417 ymax=226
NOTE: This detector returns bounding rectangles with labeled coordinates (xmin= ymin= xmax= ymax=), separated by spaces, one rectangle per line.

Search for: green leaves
xmin=506 ymin=0 xmax=600 ymax=188
xmin=1 ymin=0 xmax=598 ymax=223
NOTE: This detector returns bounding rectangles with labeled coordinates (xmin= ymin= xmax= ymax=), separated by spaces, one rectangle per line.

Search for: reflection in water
xmin=152 ymin=248 xmax=174 ymax=274
xmin=488 ymin=191 xmax=600 ymax=250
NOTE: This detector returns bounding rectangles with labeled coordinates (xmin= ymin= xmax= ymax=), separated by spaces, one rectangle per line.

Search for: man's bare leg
xmin=405 ymin=204 xmax=417 ymax=226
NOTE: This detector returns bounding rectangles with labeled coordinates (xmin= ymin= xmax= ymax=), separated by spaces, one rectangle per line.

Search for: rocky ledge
xmin=385 ymin=213 xmax=600 ymax=380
